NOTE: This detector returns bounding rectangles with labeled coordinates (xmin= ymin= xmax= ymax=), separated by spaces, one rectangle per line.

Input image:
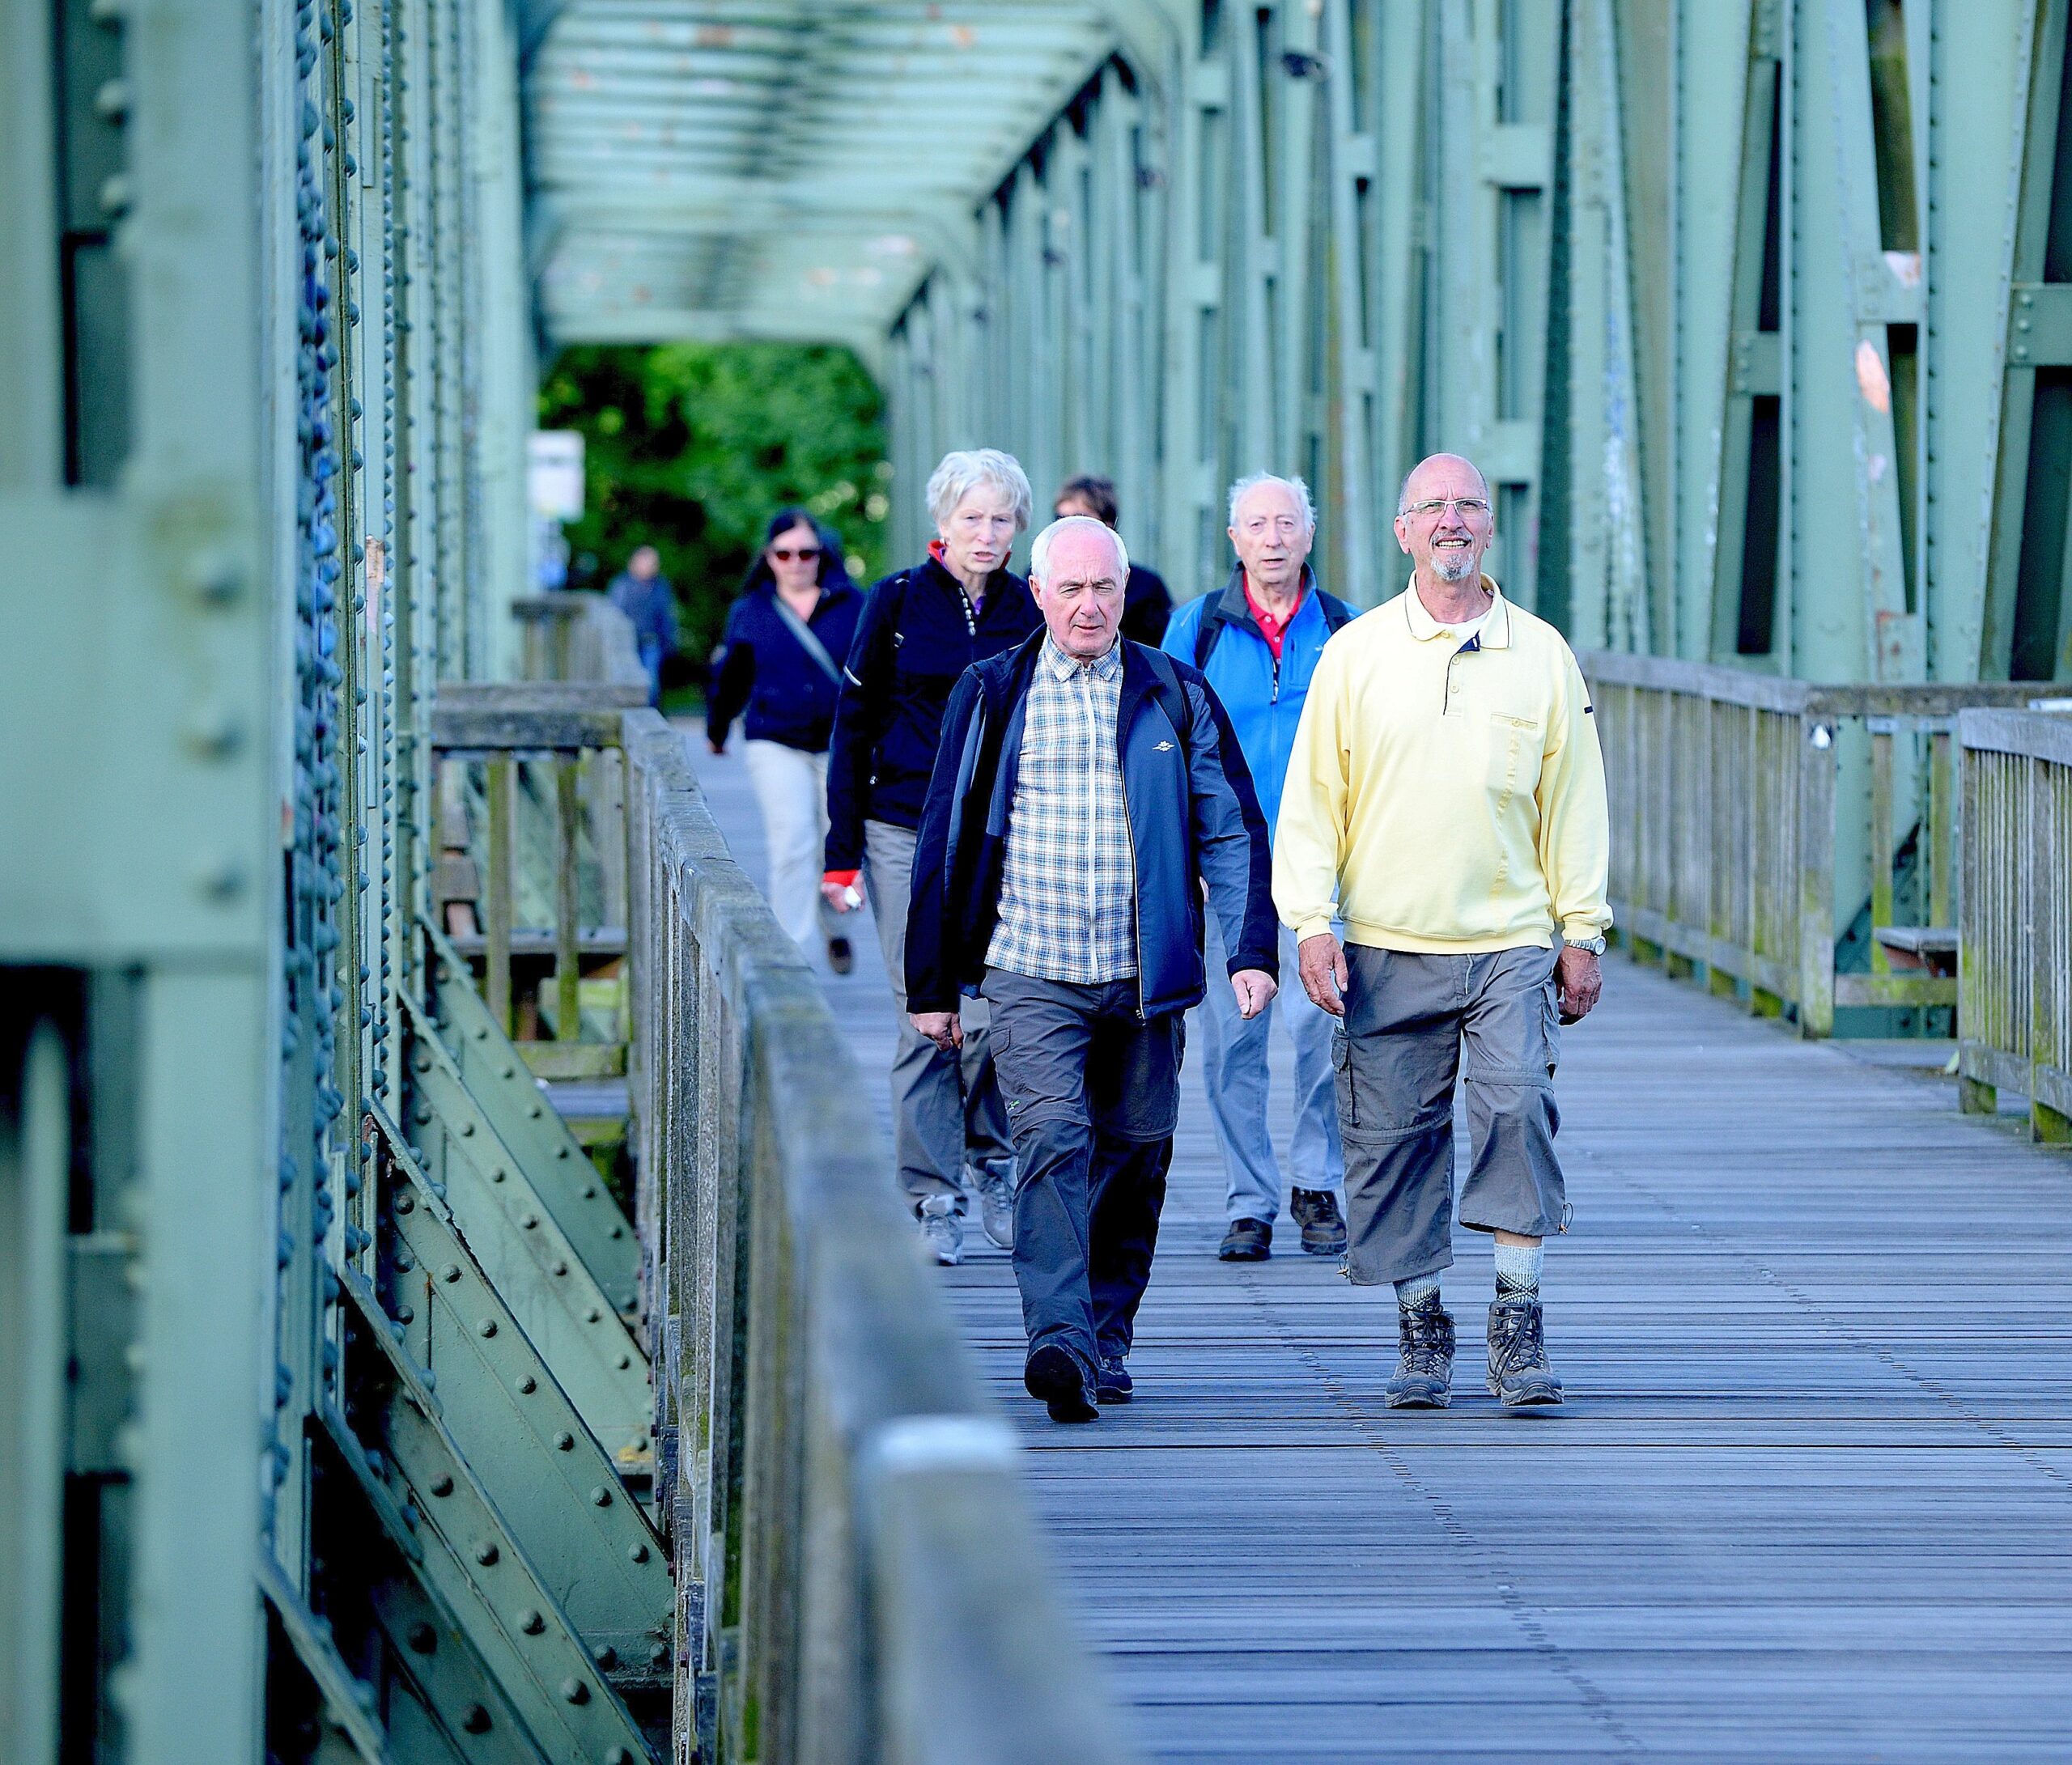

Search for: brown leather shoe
xmin=1217 ymin=1217 xmax=1272 ymax=1261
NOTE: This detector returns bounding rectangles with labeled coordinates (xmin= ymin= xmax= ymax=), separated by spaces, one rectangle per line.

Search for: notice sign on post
xmin=529 ymin=430 xmax=585 ymax=521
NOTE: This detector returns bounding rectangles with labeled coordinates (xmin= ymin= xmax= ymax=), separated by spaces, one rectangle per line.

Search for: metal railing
xmin=1581 ymin=652 xmax=2038 ymax=1036
xmin=1957 ymin=709 xmax=2072 ymax=1142
xmin=620 ymin=712 xmax=1132 ymax=1764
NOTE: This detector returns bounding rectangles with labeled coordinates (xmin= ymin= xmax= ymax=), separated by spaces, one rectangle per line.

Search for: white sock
xmin=1394 ymin=1273 xmax=1441 ymax=1311
xmin=1493 ymin=1241 xmax=1543 ymax=1295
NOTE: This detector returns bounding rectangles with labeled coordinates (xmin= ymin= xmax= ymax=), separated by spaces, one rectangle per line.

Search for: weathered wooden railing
xmin=621 ymin=710 xmax=1132 ymax=1765
xmin=516 ymin=589 xmax=652 ymax=687
xmin=429 ymin=681 xmax=647 ymax=1077
xmin=1581 ymin=653 xmax=2037 ymax=1036
xmin=1957 ymin=709 xmax=2072 ymax=1142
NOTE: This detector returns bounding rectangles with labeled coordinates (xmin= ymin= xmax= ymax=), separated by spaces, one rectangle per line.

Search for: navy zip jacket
xmin=706 ymin=579 xmax=863 ymax=753
xmin=824 ymin=554 xmax=1041 ymax=869
xmin=904 ymin=633 xmax=1280 ymax=1020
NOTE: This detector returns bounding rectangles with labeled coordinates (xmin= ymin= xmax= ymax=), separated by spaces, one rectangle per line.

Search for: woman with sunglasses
xmin=707 ymin=507 xmax=864 ymax=973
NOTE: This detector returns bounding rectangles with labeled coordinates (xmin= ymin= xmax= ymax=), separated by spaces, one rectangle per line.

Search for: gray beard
xmin=1430 ymin=549 xmax=1475 ymax=583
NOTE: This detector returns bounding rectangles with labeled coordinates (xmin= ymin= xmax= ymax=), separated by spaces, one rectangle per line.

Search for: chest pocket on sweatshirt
xmin=1486 ymin=712 xmax=1542 ymax=800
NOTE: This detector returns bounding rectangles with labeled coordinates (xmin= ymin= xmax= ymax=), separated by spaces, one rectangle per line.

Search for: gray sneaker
xmin=918 ymin=1195 xmax=963 ymax=1266
xmin=1487 ymin=1289 xmax=1563 ymax=1407
xmin=969 ymin=1160 xmax=1016 ymax=1250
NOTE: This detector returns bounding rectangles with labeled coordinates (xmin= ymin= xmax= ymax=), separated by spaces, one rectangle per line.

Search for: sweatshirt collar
xmin=1403 ymin=574 xmax=1509 ymax=648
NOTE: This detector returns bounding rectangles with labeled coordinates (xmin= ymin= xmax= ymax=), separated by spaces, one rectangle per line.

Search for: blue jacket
xmin=706 ymin=579 xmax=864 ymax=753
xmin=824 ymin=554 xmax=1041 ymax=868
xmin=606 ymin=572 xmax=678 ymax=656
xmin=904 ymin=634 xmax=1280 ymax=1020
xmin=1161 ymin=565 xmax=1354 ymax=839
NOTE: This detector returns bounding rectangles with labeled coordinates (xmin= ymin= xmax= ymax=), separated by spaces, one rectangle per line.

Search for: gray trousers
xmin=1334 ymin=944 xmax=1565 ymax=1287
xmin=981 ymin=969 xmax=1182 ymax=1371
xmin=861 ymin=818 xmax=1013 ymax=1208
xmin=1199 ymin=917 xmax=1344 ymax=1224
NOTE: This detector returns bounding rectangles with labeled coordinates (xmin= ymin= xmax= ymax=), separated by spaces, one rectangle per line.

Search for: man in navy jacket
xmin=906 ymin=516 xmax=1280 ymax=1422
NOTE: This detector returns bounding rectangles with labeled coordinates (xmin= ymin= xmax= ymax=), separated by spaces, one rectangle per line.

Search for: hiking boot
xmin=1095 ymin=1354 xmax=1133 ymax=1404
xmin=1487 ymin=1289 xmax=1564 ymax=1408
xmin=1218 ymin=1217 xmax=1272 ymax=1261
xmin=969 ymin=1160 xmax=1016 ymax=1251
xmin=826 ymin=936 xmax=854 ymax=975
xmin=1386 ymin=1296 xmax=1455 ymax=1409
xmin=917 ymin=1195 xmax=963 ymax=1266
xmin=1289 ymin=1187 xmax=1348 ymax=1257
xmin=1025 ymin=1343 xmax=1099 ymax=1423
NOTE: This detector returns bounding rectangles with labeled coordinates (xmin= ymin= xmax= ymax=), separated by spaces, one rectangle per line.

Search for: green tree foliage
xmin=538 ymin=342 xmax=890 ymax=673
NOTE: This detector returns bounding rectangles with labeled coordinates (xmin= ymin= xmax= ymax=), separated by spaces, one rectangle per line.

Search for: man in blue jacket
xmin=906 ymin=515 xmax=1280 ymax=1422
xmin=1162 ymin=474 xmax=1356 ymax=1263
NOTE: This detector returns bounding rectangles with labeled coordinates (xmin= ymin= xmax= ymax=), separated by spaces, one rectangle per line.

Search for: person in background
xmin=822 ymin=449 xmax=1042 ymax=1266
xmin=1055 ymin=473 xmax=1173 ymax=646
xmin=707 ymin=509 xmax=863 ymax=974
xmin=608 ymin=545 xmax=678 ymax=706
xmin=1162 ymin=473 xmax=1356 ymax=1264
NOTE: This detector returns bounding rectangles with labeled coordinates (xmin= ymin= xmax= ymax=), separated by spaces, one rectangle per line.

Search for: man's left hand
xmin=1556 ymin=947 xmax=1603 ymax=1024
xmin=911 ymin=1010 xmax=962 ymax=1052
xmin=1230 ymin=969 xmax=1277 ymax=1020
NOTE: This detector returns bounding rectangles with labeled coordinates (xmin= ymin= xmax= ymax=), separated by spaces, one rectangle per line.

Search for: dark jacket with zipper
xmin=824 ymin=554 xmax=1041 ymax=869
xmin=706 ymin=579 xmax=864 ymax=753
xmin=904 ymin=632 xmax=1280 ymax=1020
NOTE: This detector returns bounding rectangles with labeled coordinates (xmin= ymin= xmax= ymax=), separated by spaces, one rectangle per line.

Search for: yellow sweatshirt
xmin=1273 ymin=578 xmax=1611 ymax=953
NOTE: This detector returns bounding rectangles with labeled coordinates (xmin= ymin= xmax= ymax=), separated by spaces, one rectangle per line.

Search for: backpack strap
xmin=1195 ymin=582 xmax=1354 ymax=668
xmin=1139 ymin=646 xmax=1197 ymax=746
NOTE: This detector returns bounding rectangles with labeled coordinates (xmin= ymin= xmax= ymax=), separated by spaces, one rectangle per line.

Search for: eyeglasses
xmin=769 ymin=546 xmax=822 ymax=562
xmin=1403 ymin=497 xmax=1492 ymax=521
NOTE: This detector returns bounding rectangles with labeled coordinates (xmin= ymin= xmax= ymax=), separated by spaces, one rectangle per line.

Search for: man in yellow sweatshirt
xmin=1273 ymin=452 xmax=1610 ymax=1410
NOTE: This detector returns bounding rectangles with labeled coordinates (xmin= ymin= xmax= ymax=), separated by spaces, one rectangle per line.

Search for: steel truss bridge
xmin=2 ymin=3 xmax=2070 ymax=1764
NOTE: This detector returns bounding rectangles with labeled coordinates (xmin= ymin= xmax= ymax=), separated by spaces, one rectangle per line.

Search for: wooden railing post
xmin=555 ymin=757 xmax=582 ymax=1042
xmin=485 ymin=755 xmax=516 ymax=1034
xmin=1796 ymin=717 xmax=1837 ymax=1038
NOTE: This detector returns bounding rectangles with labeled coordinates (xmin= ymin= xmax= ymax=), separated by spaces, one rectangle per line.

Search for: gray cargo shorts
xmin=1332 ymin=943 xmax=1565 ymax=1287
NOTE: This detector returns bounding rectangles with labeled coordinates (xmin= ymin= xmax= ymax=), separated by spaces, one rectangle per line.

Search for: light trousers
xmin=741 ymin=738 xmax=841 ymax=957
xmin=860 ymin=818 xmax=1013 ymax=1207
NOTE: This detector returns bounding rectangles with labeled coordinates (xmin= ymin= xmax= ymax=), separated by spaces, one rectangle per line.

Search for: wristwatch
xmin=1567 ymin=935 xmax=1607 ymax=955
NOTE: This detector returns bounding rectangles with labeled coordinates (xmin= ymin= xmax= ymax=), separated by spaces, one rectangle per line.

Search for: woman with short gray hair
xmin=822 ymin=448 xmax=1043 ymax=1266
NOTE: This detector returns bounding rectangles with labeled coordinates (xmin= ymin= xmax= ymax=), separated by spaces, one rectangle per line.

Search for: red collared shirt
xmin=1245 ymin=580 xmax=1306 ymax=660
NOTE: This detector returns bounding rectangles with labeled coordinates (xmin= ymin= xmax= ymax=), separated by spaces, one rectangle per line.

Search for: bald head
xmin=1393 ymin=452 xmax=1495 ymax=589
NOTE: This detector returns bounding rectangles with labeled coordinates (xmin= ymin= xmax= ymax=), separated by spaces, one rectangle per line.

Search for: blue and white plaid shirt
xmin=987 ymin=636 xmax=1138 ymax=983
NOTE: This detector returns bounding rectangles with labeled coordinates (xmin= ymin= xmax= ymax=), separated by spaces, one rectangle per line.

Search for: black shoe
xmin=1095 ymin=1354 xmax=1133 ymax=1404
xmin=1024 ymin=1343 xmax=1100 ymax=1423
xmin=1218 ymin=1217 xmax=1272 ymax=1261
xmin=1487 ymin=1288 xmax=1564 ymax=1408
xmin=1289 ymin=1187 xmax=1348 ymax=1257
xmin=826 ymin=936 xmax=853 ymax=975
xmin=1385 ymin=1296 xmax=1455 ymax=1408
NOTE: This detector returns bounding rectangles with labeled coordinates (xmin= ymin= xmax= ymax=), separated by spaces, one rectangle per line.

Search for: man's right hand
xmin=911 ymin=1011 xmax=962 ymax=1052
xmin=821 ymin=871 xmax=864 ymax=912
xmin=1297 ymin=931 xmax=1349 ymax=1017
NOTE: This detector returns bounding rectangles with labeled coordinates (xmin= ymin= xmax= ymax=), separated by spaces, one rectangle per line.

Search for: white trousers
xmin=742 ymin=739 xmax=840 ymax=956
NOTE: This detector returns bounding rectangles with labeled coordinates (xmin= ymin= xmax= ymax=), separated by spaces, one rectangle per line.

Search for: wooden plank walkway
xmin=690 ymin=734 xmax=2072 ymax=1763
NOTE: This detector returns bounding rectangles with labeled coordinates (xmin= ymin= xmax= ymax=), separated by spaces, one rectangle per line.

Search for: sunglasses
xmin=769 ymin=546 xmax=822 ymax=562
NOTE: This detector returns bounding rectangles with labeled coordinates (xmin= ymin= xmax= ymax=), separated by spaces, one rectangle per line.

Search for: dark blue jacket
xmin=824 ymin=554 xmax=1041 ymax=869
xmin=904 ymin=634 xmax=1280 ymax=1020
xmin=706 ymin=580 xmax=864 ymax=753
xmin=606 ymin=572 xmax=678 ymax=656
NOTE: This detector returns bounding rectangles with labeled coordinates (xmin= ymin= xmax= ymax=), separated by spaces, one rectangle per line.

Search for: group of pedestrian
xmin=697 ymin=443 xmax=1611 ymax=1426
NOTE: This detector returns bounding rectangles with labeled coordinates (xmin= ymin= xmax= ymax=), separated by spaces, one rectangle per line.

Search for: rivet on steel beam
xmin=405 ymin=1621 xmax=436 ymax=1653
xmin=554 ymin=1432 xmax=575 ymax=1452
xmin=478 ymin=1318 xmax=497 ymax=1339
xmin=396 ymin=1303 xmax=414 ymax=1325
xmin=629 ymin=1543 xmax=649 ymax=1565
xmin=609 ymin=1225 xmax=625 ymax=1241
xmin=490 ymin=1168 xmax=506 ymax=1183
xmin=473 ymin=1541 xmax=499 ymax=1566
xmin=394 ymin=1193 xmax=414 ymax=1214
xmin=517 ymin=1375 xmax=537 ymax=1394
xmin=613 ymin=1746 xmax=639 ymax=1765
xmin=594 ymin=1644 xmax=618 ymax=1670
xmin=615 ymin=1354 xmax=631 ymax=1370
xmin=519 ymin=1608 xmax=546 ymax=1634
xmin=500 ymin=1064 xmax=515 ymax=1079
xmin=413 ymin=1105 xmax=431 ymax=1125
xmin=589 ymin=1485 xmax=612 ymax=1508
xmin=413 ymin=1054 xmax=431 ymax=1073
xmin=586 ymin=1308 xmax=601 ymax=1323
xmin=430 ymin=1474 xmax=453 ymax=1496
xmin=458 ymin=1121 xmax=474 ymax=1137
xmin=560 ymin=1678 xmax=589 ymax=1706
xmin=461 ymin=1705 xmax=490 ymax=1734
xmin=441 ymin=1263 xmax=461 ymax=1283
xmin=528 ymin=1104 xmax=544 ymax=1119
xmin=473 ymin=1026 xmax=488 ymax=1040
xmin=521 ymin=1213 xmax=539 ymax=1230
xmin=646 ymin=1644 xmax=665 ymax=1670
xmin=556 ymin=1147 xmax=570 ymax=1159
xmin=550 ymin=1260 xmax=568 ymax=1277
